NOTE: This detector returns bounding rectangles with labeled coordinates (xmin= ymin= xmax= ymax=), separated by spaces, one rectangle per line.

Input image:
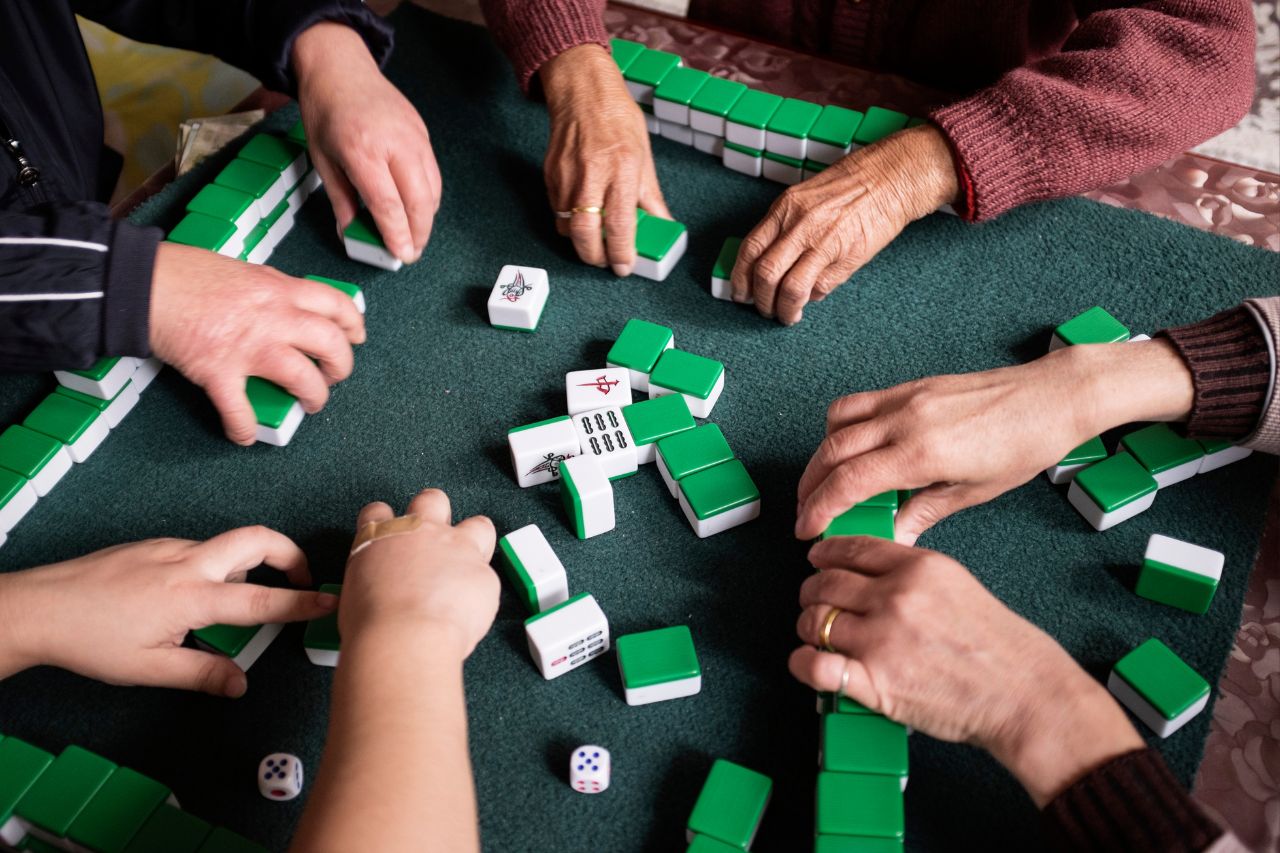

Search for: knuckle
xmin=741 ymin=235 xmax=770 ymax=259
xmin=568 ymin=221 xmax=600 ymax=242
xmin=245 ymin=584 xmax=275 ymax=619
xmin=754 ymin=259 xmax=784 ymax=284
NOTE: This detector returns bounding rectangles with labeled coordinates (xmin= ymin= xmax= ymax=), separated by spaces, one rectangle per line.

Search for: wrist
xmin=539 ymin=44 xmax=619 ymax=109
xmin=344 ymin=617 xmax=471 ymax=666
xmin=877 ymin=124 xmax=960 ymax=221
xmin=1068 ymin=339 xmax=1195 ymax=436
xmin=988 ymin=661 xmax=1144 ymax=807
xmin=292 ymin=21 xmax=377 ymax=87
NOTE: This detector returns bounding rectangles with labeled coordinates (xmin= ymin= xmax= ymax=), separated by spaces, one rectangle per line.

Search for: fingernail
xmin=612 ymin=263 xmax=632 ymax=277
xmin=317 ymin=592 xmax=339 ymax=609
xmin=225 ymin=673 xmax=248 ymax=698
xmin=594 ymin=260 xmax=608 ymax=269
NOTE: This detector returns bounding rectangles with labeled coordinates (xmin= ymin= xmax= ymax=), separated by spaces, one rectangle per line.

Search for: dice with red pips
xmin=570 ymin=745 xmax=611 ymax=794
xmin=258 ymin=753 xmax=303 ymax=801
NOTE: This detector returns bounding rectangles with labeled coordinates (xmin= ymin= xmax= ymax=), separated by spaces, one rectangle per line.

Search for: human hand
xmin=0 ymin=527 xmax=335 ymax=697
xmin=340 ymin=489 xmax=499 ymax=660
xmin=149 ymin=243 xmax=365 ymax=445
xmin=790 ymin=537 xmax=1144 ymax=806
xmin=293 ymin=21 xmax=441 ymax=264
xmin=794 ymin=340 xmax=1195 ymax=542
xmin=731 ymin=123 xmax=957 ymax=325
xmin=539 ymin=44 xmax=671 ymax=276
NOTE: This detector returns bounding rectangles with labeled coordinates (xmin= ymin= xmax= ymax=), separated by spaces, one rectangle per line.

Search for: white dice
xmin=524 ymin=592 xmax=610 ymax=680
xmin=570 ymin=745 xmax=611 ymax=794
xmin=258 ymin=753 xmax=303 ymax=801
xmin=488 ymin=265 xmax=549 ymax=332
xmin=508 ymin=415 xmax=581 ymax=488
xmin=571 ymin=407 xmax=637 ymax=480
xmin=565 ymin=368 xmax=632 ymax=415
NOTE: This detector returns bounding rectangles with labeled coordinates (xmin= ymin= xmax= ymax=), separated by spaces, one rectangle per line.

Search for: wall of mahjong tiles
xmin=0 ymin=8 xmax=1277 ymax=851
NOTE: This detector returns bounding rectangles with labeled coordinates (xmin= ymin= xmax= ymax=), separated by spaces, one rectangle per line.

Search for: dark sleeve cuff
xmin=1042 ymin=748 xmax=1223 ymax=852
xmin=101 ymin=221 xmax=161 ymax=358
xmin=1157 ymin=306 xmax=1271 ymax=441
xmin=263 ymin=1 xmax=394 ymax=93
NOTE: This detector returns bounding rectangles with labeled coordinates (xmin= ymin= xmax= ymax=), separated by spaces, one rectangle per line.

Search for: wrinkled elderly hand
xmin=732 ymin=124 xmax=957 ymax=325
xmin=790 ymin=536 xmax=1143 ymax=806
xmin=794 ymin=339 xmax=1195 ymax=542
xmin=540 ymin=44 xmax=671 ymax=276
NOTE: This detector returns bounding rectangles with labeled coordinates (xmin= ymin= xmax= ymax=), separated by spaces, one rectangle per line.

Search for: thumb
xmin=312 ymin=148 xmax=359 ymax=236
xmin=203 ymin=376 xmax=257 ymax=446
xmin=145 ymin=648 xmax=248 ymax=698
xmin=893 ymin=484 xmax=978 ymax=545
xmin=637 ymin=163 xmax=672 ymax=221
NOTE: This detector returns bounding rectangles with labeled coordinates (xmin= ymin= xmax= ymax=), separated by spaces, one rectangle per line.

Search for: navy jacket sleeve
xmin=0 ymin=204 xmax=159 ymax=371
xmin=68 ymin=0 xmax=394 ymax=93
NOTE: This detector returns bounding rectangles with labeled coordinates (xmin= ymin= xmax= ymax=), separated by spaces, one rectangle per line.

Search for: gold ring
xmin=819 ymin=607 xmax=843 ymax=653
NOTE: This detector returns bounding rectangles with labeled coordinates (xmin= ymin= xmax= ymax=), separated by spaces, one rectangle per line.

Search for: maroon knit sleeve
xmin=930 ymin=1 xmax=1254 ymax=221
xmin=478 ymin=0 xmax=609 ymax=95
xmin=1042 ymin=748 xmax=1224 ymax=852
xmin=1158 ymin=305 xmax=1271 ymax=441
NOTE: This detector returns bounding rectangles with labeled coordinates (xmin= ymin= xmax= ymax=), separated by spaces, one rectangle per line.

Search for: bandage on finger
xmin=349 ymin=513 xmax=423 ymax=556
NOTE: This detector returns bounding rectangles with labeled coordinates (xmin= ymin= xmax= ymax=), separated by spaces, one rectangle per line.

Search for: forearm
xmin=988 ymin=662 xmax=1144 ymax=807
xmin=931 ymin=1 xmax=1254 ymax=220
xmin=1057 ymin=338 xmax=1195 ymax=442
xmin=291 ymin=623 xmax=479 ymax=852
xmin=0 ymin=572 xmax=39 ymax=680
xmin=479 ymin=0 xmax=608 ymax=94
xmin=0 ymin=206 xmax=156 ymax=370
xmin=291 ymin=20 xmax=382 ymax=91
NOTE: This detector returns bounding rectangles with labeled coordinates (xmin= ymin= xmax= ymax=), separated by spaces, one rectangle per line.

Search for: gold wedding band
xmin=555 ymin=205 xmax=604 ymax=218
xmin=819 ymin=607 xmax=843 ymax=653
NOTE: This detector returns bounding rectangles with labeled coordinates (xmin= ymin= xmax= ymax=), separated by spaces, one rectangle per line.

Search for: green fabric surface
xmin=0 ymin=9 xmax=1276 ymax=852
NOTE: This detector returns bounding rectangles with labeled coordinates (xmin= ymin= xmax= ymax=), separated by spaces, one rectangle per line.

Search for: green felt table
xmin=0 ymin=8 xmax=1277 ymax=851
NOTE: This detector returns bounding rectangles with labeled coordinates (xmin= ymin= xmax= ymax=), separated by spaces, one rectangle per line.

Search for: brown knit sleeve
xmin=1157 ymin=305 xmax=1271 ymax=442
xmin=930 ymin=1 xmax=1254 ymax=221
xmin=478 ymin=0 xmax=609 ymax=95
xmin=1042 ymin=748 xmax=1223 ymax=852
xmin=1241 ymin=296 xmax=1280 ymax=454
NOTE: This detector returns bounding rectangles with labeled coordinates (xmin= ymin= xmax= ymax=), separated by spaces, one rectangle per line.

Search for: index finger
xmin=730 ymin=218 xmax=780 ymax=304
xmin=195 ymin=525 xmax=310 ymax=587
xmin=388 ymin=149 xmax=436 ymax=260
xmin=603 ymin=181 xmax=639 ymax=276
xmin=796 ymin=447 xmax=908 ymax=540
xmin=796 ymin=421 xmax=890 ymax=507
xmin=345 ymin=157 xmax=414 ymax=263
